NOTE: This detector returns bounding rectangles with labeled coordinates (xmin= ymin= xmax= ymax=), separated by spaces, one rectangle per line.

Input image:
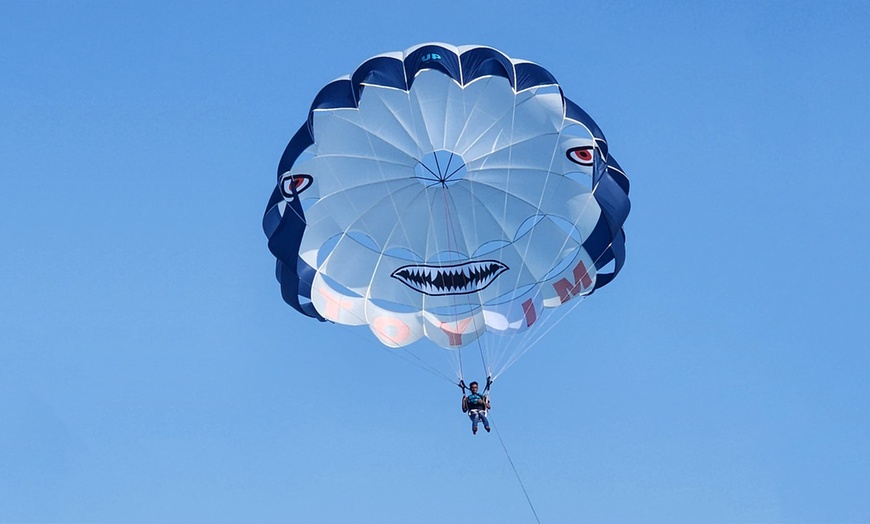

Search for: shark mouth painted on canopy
xmin=391 ymin=260 xmax=509 ymax=296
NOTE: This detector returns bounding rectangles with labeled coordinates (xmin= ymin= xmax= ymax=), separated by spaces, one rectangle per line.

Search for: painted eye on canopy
xmin=280 ymin=173 xmax=313 ymax=200
xmin=566 ymin=146 xmax=594 ymax=166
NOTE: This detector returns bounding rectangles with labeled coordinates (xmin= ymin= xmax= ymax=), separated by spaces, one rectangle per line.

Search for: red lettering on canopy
xmin=552 ymin=260 xmax=593 ymax=303
xmin=522 ymin=299 xmax=537 ymax=327
xmin=317 ymin=287 xmax=354 ymax=320
xmin=440 ymin=317 xmax=473 ymax=346
xmin=372 ymin=316 xmax=411 ymax=345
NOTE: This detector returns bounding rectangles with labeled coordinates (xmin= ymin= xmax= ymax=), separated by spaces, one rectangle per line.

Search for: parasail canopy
xmin=263 ymin=43 xmax=630 ymax=375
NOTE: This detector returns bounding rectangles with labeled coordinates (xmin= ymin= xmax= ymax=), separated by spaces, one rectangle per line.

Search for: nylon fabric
xmin=263 ymin=42 xmax=630 ymax=367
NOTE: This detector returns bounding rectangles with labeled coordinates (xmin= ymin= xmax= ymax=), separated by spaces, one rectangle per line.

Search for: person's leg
xmin=469 ymin=412 xmax=479 ymax=434
xmin=481 ymin=413 xmax=491 ymax=432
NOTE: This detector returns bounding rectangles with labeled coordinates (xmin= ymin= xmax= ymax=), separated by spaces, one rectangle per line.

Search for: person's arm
xmin=484 ymin=395 xmax=491 ymax=409
xmin=462 ymin=395 xmax=468 ymax=413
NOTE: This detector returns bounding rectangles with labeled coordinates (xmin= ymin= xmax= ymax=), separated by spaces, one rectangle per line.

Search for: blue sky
xmin=2 ymin=1 xmax=869 ymax=522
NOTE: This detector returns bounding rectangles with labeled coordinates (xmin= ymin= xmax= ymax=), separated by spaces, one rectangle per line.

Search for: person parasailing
xmin=460 ymin=377 xmax=492 ymax=435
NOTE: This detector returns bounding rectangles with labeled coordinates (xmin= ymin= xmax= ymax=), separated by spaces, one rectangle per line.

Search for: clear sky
xmin=2 ymin=1 xmax=869 ymax=523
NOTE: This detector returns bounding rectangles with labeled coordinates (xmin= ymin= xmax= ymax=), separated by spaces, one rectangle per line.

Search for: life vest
xmin=466 ymin=393 xmax=487 ymax=412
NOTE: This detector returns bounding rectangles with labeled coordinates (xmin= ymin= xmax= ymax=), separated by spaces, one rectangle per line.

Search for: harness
xmin=460 ymin=376 xmax=492 ymax=414
xmin=467 ymin=393 xmax=487 ymax=412
xmin=458 ymin=376 xmax=492 ymax=395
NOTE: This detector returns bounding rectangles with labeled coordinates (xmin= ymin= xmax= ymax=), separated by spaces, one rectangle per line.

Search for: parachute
xmin=263 ymin=43 xmax=630 ymax=380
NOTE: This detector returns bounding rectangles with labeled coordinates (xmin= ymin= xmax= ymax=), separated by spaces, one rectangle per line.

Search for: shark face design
xmin=279 ymin=173 xmax=312 ymax=201
xmin=391 ymin=260 xmax=508 ymax=296
xmin=264 ymin=43 xmax=630 ymax=349
xmin=280 ymin=67 xmax=603 ymax=339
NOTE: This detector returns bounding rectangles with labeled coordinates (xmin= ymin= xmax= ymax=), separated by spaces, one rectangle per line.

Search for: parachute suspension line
xmin=301 ymin=253 xmax=460 ymax=386
xmin=296 ymin=283 xmax=448 ymax=381
xmin=441 ymin=180 xmax=465 ymax=384
xmin=489 ymin=83 xmax=561 ymax=378
xmin=493 ymin=297 xmax=588 ymax=381
xmin=471 ymin=84 xmax=521 ymax=381
xmin=486 ymin=92 xmax=609 ymax=380
xmin=310 ymin=200 xmax=459 ymax=384
xmin=454 ymin=202 xmax=493 ymax=383
xmin=457 ymin=343 xmax=465 ymax=384
xmin=314 ymin=270 xmax=460 ymax=383
xmin=330 ymin=316 xmax=458 ymax=385
xmin=476 ymin=334 xmax=490 ymax=378
xmin=491 ymin=235 xmax=614 ymax=381
xmin=490 ymin=416 xmax=542 ymax=524
xmin=489 ymin=115 xmax=609 ymax=380
xmin=439 ymin=167 xmax=493 ymax=384
xmin=302 ymin=96 xmax=445 ymax=379
xmin=452 ymin=160 xmax=488 ymax=381
xmin=492 ymin=91 xmax=571 ymax=378
xmin=315 ymin=90 xmax=472 ymax=390
xmin=493 ymin=247 xmax=608 ymax=380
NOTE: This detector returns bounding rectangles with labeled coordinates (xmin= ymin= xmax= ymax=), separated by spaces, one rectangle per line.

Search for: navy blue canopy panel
xmin=263 ymin=43 xmax=630 ymax=349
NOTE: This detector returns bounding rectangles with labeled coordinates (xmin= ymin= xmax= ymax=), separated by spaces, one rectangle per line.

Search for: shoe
xmin=472 ymin=427 xmax=478 ymax=435
xmin=485 ymin=426 xmax=491 ymax=433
